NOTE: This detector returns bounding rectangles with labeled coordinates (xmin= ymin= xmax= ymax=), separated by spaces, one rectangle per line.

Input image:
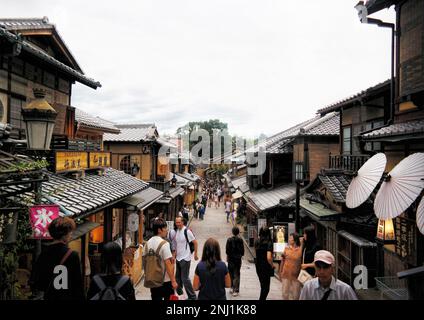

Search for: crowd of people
xmin=31 ymin=177 xmax=358 ymax=301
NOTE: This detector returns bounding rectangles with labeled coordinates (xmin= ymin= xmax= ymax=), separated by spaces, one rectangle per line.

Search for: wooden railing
xmin=329 ymin=154 xmax=370 ymax=172
xmin=51 ymin=135 xmax=101 ymax=151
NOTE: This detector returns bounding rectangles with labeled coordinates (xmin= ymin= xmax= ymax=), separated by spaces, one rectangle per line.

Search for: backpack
xmin=184 ymin=228 xmax=195 ymax=254
xmin=170 ymin=228 xmax=195 ymax=254
xmin=143 ymin=240 xmax=168 ymax=288
xmin=90 ymin=275 xmax=129 ymax=300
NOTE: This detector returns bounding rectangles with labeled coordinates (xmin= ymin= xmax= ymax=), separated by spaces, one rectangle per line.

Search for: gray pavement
xmin=135 ymin=202 xmax=282 ymax=300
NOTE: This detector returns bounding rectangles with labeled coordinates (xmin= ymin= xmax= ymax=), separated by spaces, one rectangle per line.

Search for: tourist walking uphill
xmin=254 ymin=226 xmax=275 ymax=300
xmin=170 ymin=217 xmax=199 ymax=300
xmin=31 ymin=217 xmax=84 ymax=300
xmin=225 ymin=227 xmax=245 ymax=297
xmin=142 ymin=218 xmax=178 ymax=301
xmin=193 ymin=238 xmax=231 ymax=300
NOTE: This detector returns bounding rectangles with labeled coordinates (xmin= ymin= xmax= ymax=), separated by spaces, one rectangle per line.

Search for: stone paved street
xmin=135 ymin=202 xmax=282 ymax=300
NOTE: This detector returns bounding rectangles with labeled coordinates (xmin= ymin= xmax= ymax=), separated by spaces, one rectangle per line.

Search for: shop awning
xmin=338 ymin=230 xmax=377 ymax=248
xmin=70 ymin=221 xmax=100 ymax=241
xmin=300 ymin=198 xmax=342 ymax=221
xmin=123 ymin=187 xmax=164 ymax=210
xmin=232 ymin=190 xmax=243 ymax=199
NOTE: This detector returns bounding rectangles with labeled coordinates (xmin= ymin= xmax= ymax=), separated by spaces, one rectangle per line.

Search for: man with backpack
xmin=142 ymin=218 xmax=178 ymax=300
xmin=225 ymin=227 xmax=245 ymax=297
xmin=170 ymin=216 xmax=198 ymax=300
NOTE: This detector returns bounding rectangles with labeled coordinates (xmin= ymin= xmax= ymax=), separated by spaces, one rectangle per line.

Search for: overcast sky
xmin=2 ymin=0 xmax=395 ymax=139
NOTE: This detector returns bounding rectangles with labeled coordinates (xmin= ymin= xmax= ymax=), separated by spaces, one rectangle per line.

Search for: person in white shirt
xmin=299 ymin=250 xmax=358 ymax=300
xmin=143 ymin=218 xmax=178 ymax=300
xmin=169 ymin=216 xmax=199 ymax=300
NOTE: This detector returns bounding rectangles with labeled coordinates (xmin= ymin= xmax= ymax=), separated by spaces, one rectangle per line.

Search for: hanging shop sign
xmin=55 ymin=151 xmax=88 ymax=173
xmin=89 ymin=152 xmax=111 ymax=169
xmin=29 ymin=205 xmax=60 ymax=239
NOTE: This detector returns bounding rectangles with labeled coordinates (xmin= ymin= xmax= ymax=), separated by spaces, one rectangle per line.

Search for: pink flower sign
xmin=29 ymin=205 xmax=60 ymax=239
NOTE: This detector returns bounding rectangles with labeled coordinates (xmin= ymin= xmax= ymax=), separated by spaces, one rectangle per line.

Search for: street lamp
xmin=355 ymin=1 xmax=396 ymax=125
xmin=295 ymin=163 xmax=304 ymax=232
xmin=22 ymin=88 xmax=57 ymax=150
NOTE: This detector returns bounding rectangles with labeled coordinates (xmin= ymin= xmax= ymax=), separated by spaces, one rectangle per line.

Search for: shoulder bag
xmin=297 ymin=248 xmax=313 ymax=285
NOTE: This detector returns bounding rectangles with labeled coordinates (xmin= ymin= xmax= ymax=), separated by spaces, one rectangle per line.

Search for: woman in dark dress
xmin=193 ymin=238 xmax=231 ymax=300
xmin=87 ymin=242 xmax=135 ymax=300
xmin=300 ymin=225 xmax=322 ymax=277
xmin=255 ymin=226 xmax=275 ymax=300
xmin=32 ymin=217 xmax=84 ymax=300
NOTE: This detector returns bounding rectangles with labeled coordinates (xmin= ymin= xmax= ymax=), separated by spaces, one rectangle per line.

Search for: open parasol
xmin=417 ymin=197 xmax=424 ymax=235
xmin=374 ymin=153 xmax=424 ymax=220
xmin=346 ymin=153 xmax=387 ymax=209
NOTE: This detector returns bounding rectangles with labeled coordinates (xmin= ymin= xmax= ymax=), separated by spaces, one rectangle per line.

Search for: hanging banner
xmin=29 ymin=205 xmax=60 ymax=239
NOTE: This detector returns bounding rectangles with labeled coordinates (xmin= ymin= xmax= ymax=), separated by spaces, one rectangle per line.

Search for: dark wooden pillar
xmin=104 ymin=206 xmax=113 ymax=243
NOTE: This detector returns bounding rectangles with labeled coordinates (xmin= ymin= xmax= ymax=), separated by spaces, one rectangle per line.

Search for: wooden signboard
xmin=55 ymin=151 xmax=88 ymax=173
xmin=395 ymin=216 xmax=417 ymax=265
xmin=89 ymin=152 xmax=111 ymax=169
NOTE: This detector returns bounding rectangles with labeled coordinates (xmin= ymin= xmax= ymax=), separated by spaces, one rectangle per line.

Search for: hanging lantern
xmin=22 ymin=88 xmax=57 ymax=150
xmin=376 ymin=219 xmax=396 ymax=244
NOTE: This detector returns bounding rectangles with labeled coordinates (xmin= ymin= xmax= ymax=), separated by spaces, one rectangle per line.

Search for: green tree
xmin=176 ymin=119 xmax=230 ymax=160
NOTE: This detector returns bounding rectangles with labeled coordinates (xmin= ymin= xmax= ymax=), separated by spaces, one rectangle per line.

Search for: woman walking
xmin=88 ymin=242 xmax=136 ymax=300
xmin=193 ymin=238 xmax=231 ymax=300
xmin=279 ymin=233 xmax=302 ymax=300
xmin=301 ymin=225 xmax=322 ymax=278
xmin=254 ymin=226 xmax=275 ymax=300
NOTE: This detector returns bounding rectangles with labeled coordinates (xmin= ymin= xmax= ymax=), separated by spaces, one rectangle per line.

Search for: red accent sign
xmin=29 ymin=205 xmax=60 ymax=239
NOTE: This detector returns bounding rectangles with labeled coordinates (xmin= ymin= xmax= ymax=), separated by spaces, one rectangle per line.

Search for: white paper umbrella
xmin=374 ymin=153 xmax=424 ymax=220
xmin=417 ymin=197 xmax=424 ymax=235
xmin=346 ymin=153 xmax=387 ymax=209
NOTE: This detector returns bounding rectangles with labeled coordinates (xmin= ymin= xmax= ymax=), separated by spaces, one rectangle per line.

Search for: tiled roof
xmin=176 ymin=172 xmax=200 ymax=183
xmin=103 ymin=124 xmax=157 ymax=142
xmin=0 ymin=17 xmax=83 ymax=73
xmin=0 ymin=21 xmax=100 ymax=89
xmin=258 ymin=112 xmax=340 ymax=154
xmin=123 ymin=187 xmax=164 ymax=210
xmin=249 ymin=184 xmax=296 ymax=212
xmin=173 ymin=173 xmax=194 ymax=187
xmin=13 ymin=168 xmax=149 ymax=217
xmin=75 ymin=109 xmax=120 ymax=134
xmin=230 ymin=175 xmax=247 ymax=190
xmin=361 ymin=119 xmax=424 ymax=140
xmin=365 ymin=0 xmax=397 ymax=15
xmin=318 ymin=174 xmax=351 ymax=203
xmin=300 ymin=198 xmax=341 ymax=220
xmin=0 ymin=17 xmax=54 ymax=31
xmin=317 ymin=80 xmax=390 ymax=115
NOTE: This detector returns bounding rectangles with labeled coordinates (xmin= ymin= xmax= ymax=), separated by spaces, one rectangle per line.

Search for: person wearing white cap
xmin=299 ymin=250 xmax=357 ymax=300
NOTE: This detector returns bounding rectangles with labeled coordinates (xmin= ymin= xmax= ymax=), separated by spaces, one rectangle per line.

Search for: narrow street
xmin=135 ymin=202 xmax=282 ymax=300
